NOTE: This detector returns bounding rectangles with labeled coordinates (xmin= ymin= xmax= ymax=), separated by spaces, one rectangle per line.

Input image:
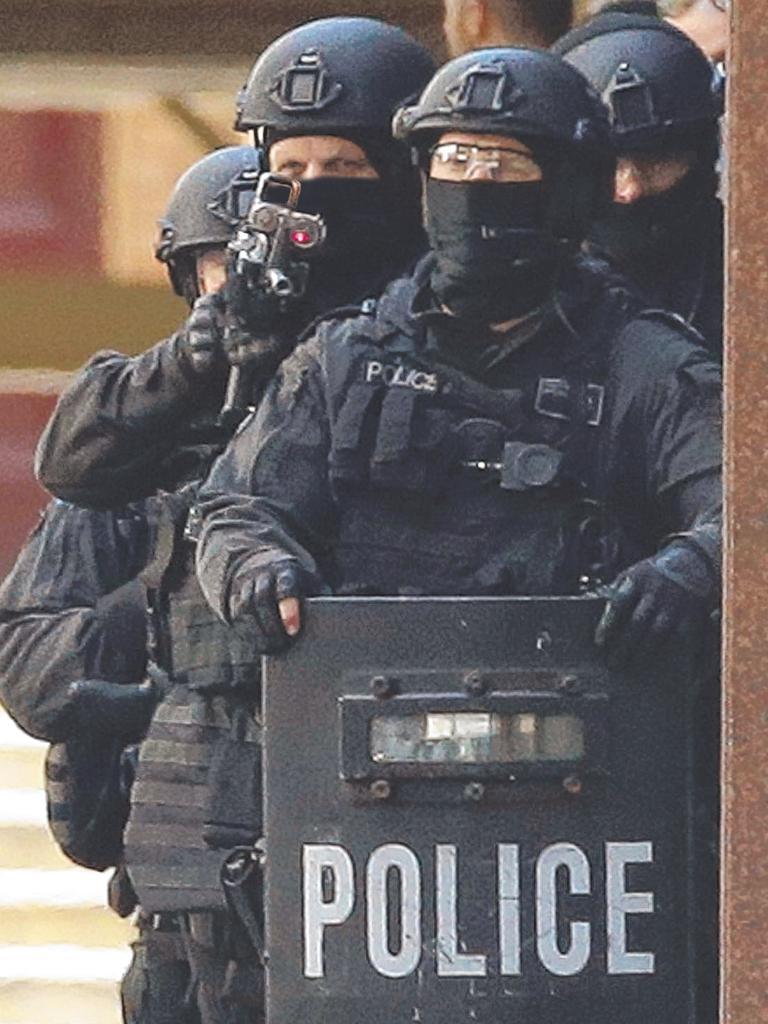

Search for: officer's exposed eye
xmin=273 ymin=159 xmax=306 ymax=180
xmin=269 ymin=138 xmax=379 ymax=181
xmin=322 ymin=157 xmax=377 ymax=178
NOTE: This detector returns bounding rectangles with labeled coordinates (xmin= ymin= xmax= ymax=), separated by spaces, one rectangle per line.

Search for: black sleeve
xmin=35 ymin=332 xmax=226 ymax=508
xmin=196 ymin=332 xmax=337 ymax=622
xmin=0 ymin=501 xmax=150 ymax=741
xmin=605 ymin=317 xmax=722 ymax=557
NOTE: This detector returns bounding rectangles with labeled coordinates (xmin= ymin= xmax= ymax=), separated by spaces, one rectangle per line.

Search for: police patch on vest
xmin=365 ymin=360 xmax=439 ymax=394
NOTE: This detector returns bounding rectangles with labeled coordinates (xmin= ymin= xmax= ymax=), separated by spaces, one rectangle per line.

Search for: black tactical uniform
xmin=196 ymin=48 xmax=721 ymax=661
xmin=36 ymin=146 xmax=262 ymax=508
xmin=196 ymin=253 xmax=720 ymax=611
xmin=0 ymin=500 xmax=149 ymax=742
xmin=35 ymin=20 xmax=436 ymax=1024
xmin=5 ymin=146 xmax=260 ymax=1024
xmin=193 ymin=52 xmax=720 ymax=1018
xmin=0 ymin=497 xmax=201 ymax=1024
xmin=553 ymin=13 xmax=724 ymax=358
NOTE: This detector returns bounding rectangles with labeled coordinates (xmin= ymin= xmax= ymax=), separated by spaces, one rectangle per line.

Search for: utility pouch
xmin=329 ymin=383 xmax=380 ymax=485
xmin=203 ymin=704 xmax=262 ymax=849
xmin=171 ymin=597 xmax=260 ymax=695
xmin=45 ymin=737 xmax=129 ymax=870
xmin=369 ymin=389 xmax=453 ymax=495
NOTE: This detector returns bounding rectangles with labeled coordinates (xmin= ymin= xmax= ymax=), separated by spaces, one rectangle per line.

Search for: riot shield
xmin=262 ymin=596 xmax=702 ymax=1024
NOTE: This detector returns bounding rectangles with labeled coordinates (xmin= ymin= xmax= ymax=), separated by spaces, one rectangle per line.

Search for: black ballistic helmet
xmin=235 ymin=17 xmax=437 ymax=144
xmin=552 ymin=14 xmax=722 ymax=153
xmin=155 ymin=145 xmax=261 ymax=303
xmin=394 ymin=48 xmax=615 ymax=245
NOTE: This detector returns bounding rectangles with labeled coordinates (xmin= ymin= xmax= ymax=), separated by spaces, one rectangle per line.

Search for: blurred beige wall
xmin=101 ymin=94 xmax=240 ymax=286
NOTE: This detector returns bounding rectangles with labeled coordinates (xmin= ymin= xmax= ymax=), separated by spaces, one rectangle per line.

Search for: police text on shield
xmin=302 ymin=841 xmax=655 ymax=979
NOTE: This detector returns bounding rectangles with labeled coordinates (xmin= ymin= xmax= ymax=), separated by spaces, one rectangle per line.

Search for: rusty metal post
xmin=723 ymin=3 xmax=768 ymax=1021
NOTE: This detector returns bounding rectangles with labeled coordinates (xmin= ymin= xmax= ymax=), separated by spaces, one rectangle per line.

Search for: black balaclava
xmin=266 ymin=129 xmax=426 ymax=314
xmin=425 ymin=176 xmax=562 ymax=324
xmin=588 ymin=150 xmax=719 ymax=286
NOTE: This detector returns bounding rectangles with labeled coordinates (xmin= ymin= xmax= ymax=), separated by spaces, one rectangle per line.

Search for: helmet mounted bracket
xmin=445 ymin=61 xmax=525 ymax=114
xmin=269 ymin=49 xmax=344 ymax=112
xmin=604 ymin=62 xmax=657 ymax=133
xmin=206 ymin=169 xmax=260 ymax=228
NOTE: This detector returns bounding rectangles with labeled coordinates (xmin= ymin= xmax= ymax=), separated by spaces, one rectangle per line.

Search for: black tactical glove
xmin=179 ymin=292 xmax=228 ymax=375
xmin=595 ymin=541 xmax=719 ymax=665
xmin=225 ymin=271 xmax=285 ymax=335
xmin=67 ymin=677 xmax=160 ymax=739
xmin=221 ymin=275 xmax=299 ymax=378
xmin=228 ymin=560 xmax=305 ymax=652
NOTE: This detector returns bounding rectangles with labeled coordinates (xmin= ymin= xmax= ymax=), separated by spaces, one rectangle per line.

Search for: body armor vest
xmin=320 ymin=269 xmax=636 ymax=598
xmin=125 ymin=518 xmax=262 ymax=914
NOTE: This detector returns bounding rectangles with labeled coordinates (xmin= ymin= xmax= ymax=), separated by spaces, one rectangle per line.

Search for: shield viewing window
xmin=370 ymin=710 xmax=585 ymax=764
xmin=338 ymin=682 xmax=608 ymax=782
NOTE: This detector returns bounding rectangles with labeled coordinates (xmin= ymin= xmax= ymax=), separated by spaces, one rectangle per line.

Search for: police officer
xmin=0 ymin=146 xmax=262 ymax=1023
xmin=35 ymin=19 xmax=436 ymax=1024
xmin=442 ymin=0 xmax=573 ymax=55
xmin=195 ymin=48 xmax=721 ymax=672
xmin=36 ymin=145 xmax=261 ymax=506
xmin=553 ymin=12 xmax=724 ymax=357
xmin=36 ymin=20 xmax=434 ymax=506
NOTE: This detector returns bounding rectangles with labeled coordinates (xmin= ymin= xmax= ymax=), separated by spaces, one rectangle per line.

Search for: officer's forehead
xmin=269 ymin=135 xmax=369 ymax=162
xmin=436 ymin=130 xmax=534 ymax=153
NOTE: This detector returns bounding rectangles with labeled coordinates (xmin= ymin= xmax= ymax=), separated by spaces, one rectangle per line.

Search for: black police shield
xmin=262 ymin=597 xmax=702 ymax=1024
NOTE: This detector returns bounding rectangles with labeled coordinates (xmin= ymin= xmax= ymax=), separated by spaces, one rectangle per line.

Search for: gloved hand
xmin=228 ymin=560 xmax=305 ymax=652
xmin=225 ymin=272 xmax=285 ymax=336
xmin=179 ymin=292 xmax=227 ymax=375
xmin=594 ymin=541 xmax=718 ymax=665
xmin=221 ymin=275 xmax=298 ymax=377
xmin=67 ymin=677 xmax=160 ymax=739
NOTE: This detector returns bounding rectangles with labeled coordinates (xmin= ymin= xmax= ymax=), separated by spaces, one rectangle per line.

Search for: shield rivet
xmin=563 ymin=775 xmax=583 ymax=796
xmin=464 ymin=670 xmax=487 ymax=696
xmin=371 ymin=675 xmax=396 ymax=699
xmin=536 ymin=630 xmax=552 ymax=653
xmin=370 ymin=779 xmax=393 ymax=800
xmin=464 ymin=782 xmax=486 ymax=802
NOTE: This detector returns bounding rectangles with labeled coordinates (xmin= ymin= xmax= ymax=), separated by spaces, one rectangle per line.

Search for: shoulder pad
xmin=296 ymin=299 xmax=378 ymax=345
xmin=634 ymin=308 xmax=708 ymax=347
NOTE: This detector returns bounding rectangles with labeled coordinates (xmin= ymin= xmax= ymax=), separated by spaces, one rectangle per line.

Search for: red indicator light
xmin=292 ymin=229 xmax=312 ymax=246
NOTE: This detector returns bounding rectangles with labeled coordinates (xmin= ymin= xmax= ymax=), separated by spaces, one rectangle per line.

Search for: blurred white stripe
xmin=0 ymin=714 xmax=45 ymax=751
xmin=0 ymin=945 xmax=131 ymax=982
xmin=0 ymin=870 xmax=109 ymax=908
xmin=0 ymin=790 xmax=48 ymax=829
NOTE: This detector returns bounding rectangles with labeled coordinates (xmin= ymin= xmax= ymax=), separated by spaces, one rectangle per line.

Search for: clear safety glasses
xmin=429 ymin=142 xmax=543 ymax=183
